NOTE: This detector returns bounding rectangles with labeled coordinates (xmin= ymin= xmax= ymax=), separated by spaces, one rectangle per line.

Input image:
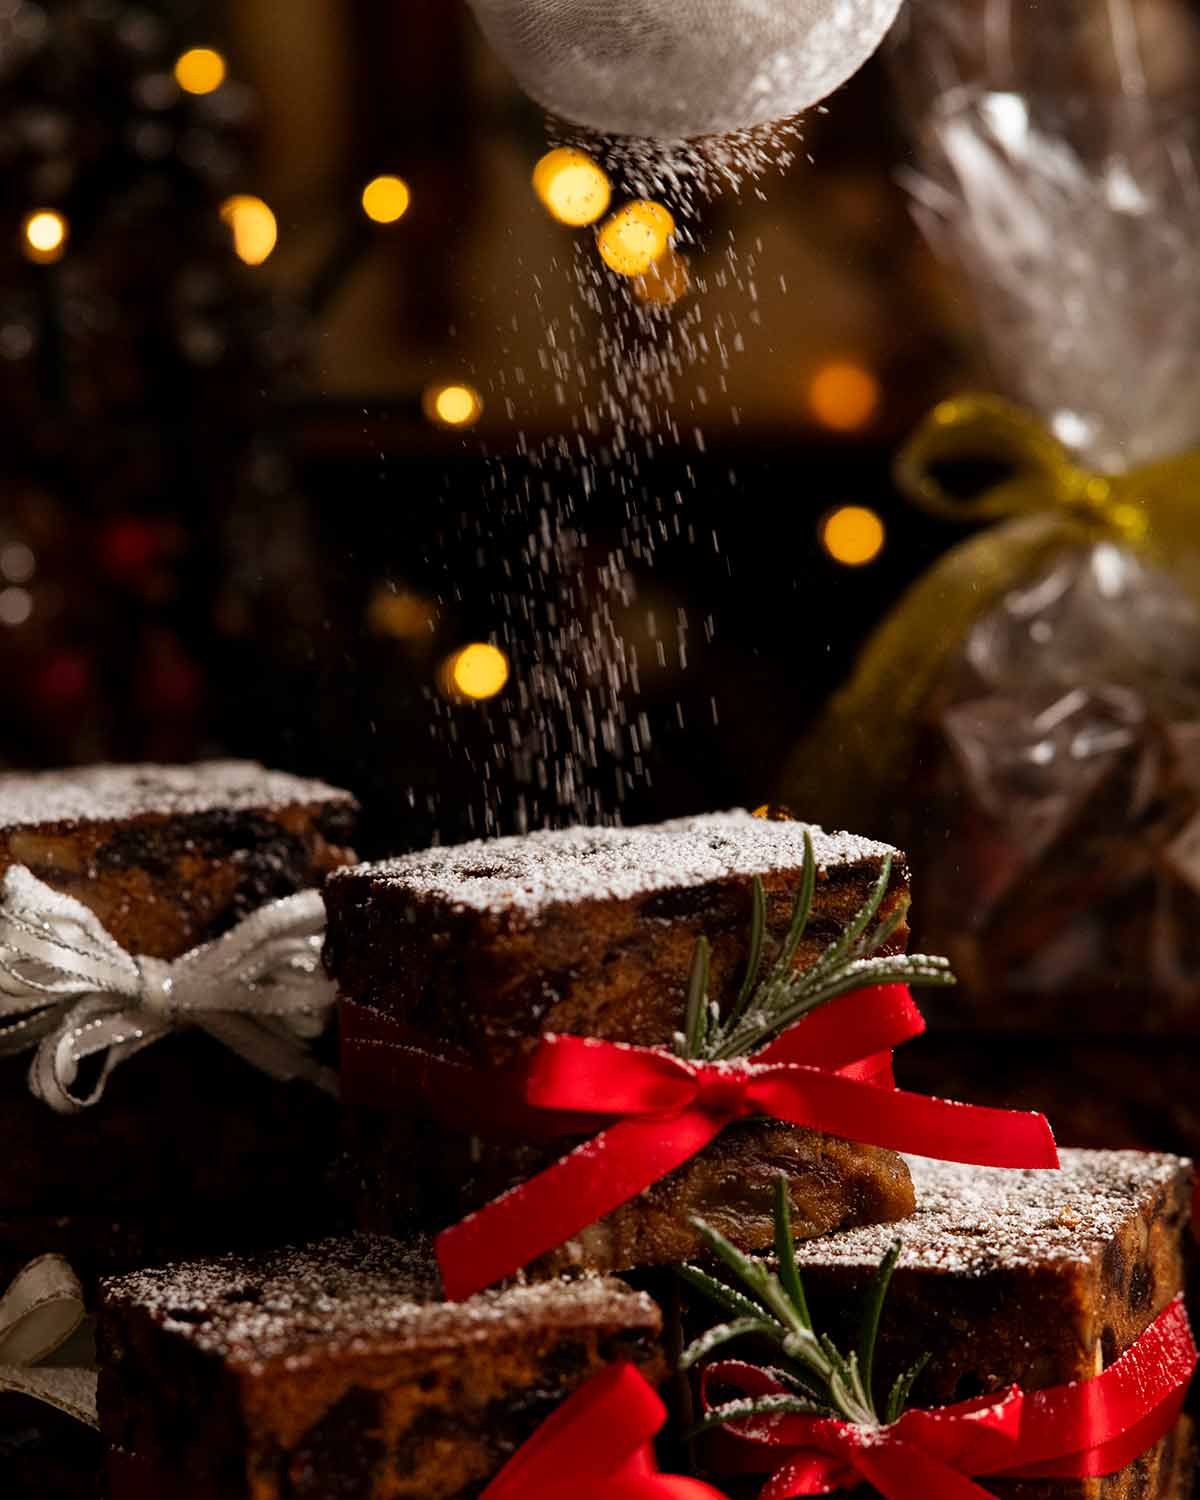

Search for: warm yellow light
xmin=597 ymin=200 xmax=675 ymax=277
xmin=532 ymin=148 xmax=611 ymax=227
xmin=821 ymin=506 xmax=886 ymax=567
xmin=424 ymin=382 xmax=483 ymax=428
xmin=174 ymin=47 xmax=227 ymax=95
xmin=361 ymin=175 xmax=411 ymax=225
xmin=808 ymin=361 xmax=881 ymax=432
xmin=220 ymin=195 xmax=277 ymax=266
xmin=633 ymin=249 xmax=690 ymax=307
xmin=21 ymin=210 xmax=68 ymax=264
xmin=367 ymin=587 xmax=434 ymax=639
xmin=446 ymin=643 xmax=509 ymax=700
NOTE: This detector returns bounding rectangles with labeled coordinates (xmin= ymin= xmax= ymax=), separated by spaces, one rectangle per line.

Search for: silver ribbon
xmin=0 ymin=866 xmax=338 ymax=1113
xmin=0 ymin=1255 xmax=98 ymax=1427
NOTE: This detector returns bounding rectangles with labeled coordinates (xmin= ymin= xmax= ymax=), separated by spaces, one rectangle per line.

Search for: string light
xmin=597 ymin=200 xmax=675 ymax=277
xmin=423 ymin=382 xmax=483 ymax=429
xmin=173 ymin=47 xmax=227 ymax=96
xmin=220 ymin=195 xmax=277 ymax=265
xmin=532 ymin=147 xmax=611 ymax=227
xmin=442 ymin=643 xmax=509 ymax=700
xmin=808 ymin=361 xmax=881 ymax=432
xmin=361 ymin=175 xmax=411 ymax=224
xmin=821 ymin=505 xmax=886 ymax=567
xmin=21 ymin=210 xmax=68 ymax=264
xmin=633 ymin=249 xmax=690 ymax=307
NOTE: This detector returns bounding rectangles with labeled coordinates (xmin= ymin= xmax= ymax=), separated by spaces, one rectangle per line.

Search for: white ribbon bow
xmin=0 ymin=1255 xmax=98 ymax=1427
xmin=0 ymin=866 xmax=338 ymax=1113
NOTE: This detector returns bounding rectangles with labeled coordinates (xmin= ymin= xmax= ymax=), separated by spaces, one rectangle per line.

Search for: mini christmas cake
xmin=0 ymin=760 xmax=359 ymax=1289
xmin=96 ymin=1233 xmax=665 ymax=1500
xmin=325 ymin=812 xmax=911 ymax=1063
xmin=326 ymin=812 xmax=923 ymax=1272
xmin=684 ymin=1150 xmax=1195 ymax=1499
xmin=786 ymin=1150 xmax=1192 ymax=1400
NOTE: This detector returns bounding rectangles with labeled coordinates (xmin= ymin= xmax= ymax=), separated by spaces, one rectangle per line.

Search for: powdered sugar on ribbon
xmin=0 ymin=865 xmax=337 ymax=1113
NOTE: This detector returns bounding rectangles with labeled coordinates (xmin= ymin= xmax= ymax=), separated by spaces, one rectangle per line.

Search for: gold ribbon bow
xmin=0 ymin=1255 xmax=98 ymax=1427
xmin=784 ymin=393 xmax=1200 ymax=828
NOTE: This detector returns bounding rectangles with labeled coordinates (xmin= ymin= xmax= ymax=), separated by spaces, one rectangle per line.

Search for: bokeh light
xmin=0 ymin=543 xmax=35 ymax=584
xmin=367 ymin=587 xmax=434 ymax=639
xmin=220 ymin=195 xmax=277 ymax=265
xmin=532 ymin=148 xmax=611 ymax=227
xmin=361 ymin=175 xmax=411 ymax=225
xmin=633 ymin=249 xmax=690 ymax=307
xmin=820 ymin=506 xmax=886 ymax=567
xmin=443 ymin=643 xmax=510 ymax=700
xmin=21 ymin=210 xmax=68 ymax=264
xmin=808 ymin=361 xmax=881 ymax=432
xmin=0 ymin=587 xmax=32 ymax=627
xmin=597 ymin=200 xmax=675 ymax=277
xmin=173 ymin=47 xmax=227 ymax=96
xmin=424 ymin=382 xmax=483 ymax=429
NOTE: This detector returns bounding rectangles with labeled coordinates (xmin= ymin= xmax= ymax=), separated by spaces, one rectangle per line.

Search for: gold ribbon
xmin=0 ymin=1254 xmax=98 ymax=1427
xmin=782 ymin=394 xmax=1200 ymax=830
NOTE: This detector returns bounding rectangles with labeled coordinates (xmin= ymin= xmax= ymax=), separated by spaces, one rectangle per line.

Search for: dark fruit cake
xmin=96 ymin=1233 xmax=664 ymax=1500
xmin=327 ymin=812 xmax=919 ymax=1273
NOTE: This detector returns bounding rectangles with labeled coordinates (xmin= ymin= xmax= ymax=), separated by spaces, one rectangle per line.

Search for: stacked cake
xmin=0 ymin=785 xmax=1192 ymax=1498
xmin=0 ymin=760 xmax=359 ymax=1291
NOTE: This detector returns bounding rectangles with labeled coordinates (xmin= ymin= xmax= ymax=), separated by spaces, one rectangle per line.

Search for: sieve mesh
xmin=466 ymin=0 xmax=907 ymax=139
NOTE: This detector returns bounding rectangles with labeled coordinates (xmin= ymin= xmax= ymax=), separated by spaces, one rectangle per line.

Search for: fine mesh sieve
xmin=465 ymin=0 xmax=907 ymax=140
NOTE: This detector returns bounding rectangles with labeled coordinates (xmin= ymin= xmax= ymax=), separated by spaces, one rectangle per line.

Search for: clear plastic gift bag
xmin=786 ymin=1 xmax=1200 ymax=1028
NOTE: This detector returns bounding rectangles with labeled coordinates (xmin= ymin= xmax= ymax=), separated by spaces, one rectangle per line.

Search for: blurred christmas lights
xmin=423 ymin=382 xmax=483 ymax=428
xmin=367 ymin=587 xmax=434 ymax=639
xmin=174 ymin=47 xmax=227 ymax=95
xmin=442 ymin=643 xmax=509 ymax=700
xmin=633 ymin=248 xmax=690 ymax=307
xmin=598 ymin=200 xmax=675 ymax=277
xmin=0 ymin=587 xmax=32 ymax=627
xmin=362 ymin=175 xmax=411 ymax=224
xmin=0 ymin=543 xmax=35 ymax=584
xmin=532 ymin=148 xmax=611 ymax=227
xmin=808 ymin=361 xmax=880 ymax=432
xmin=21 ymin=210 xmax=68 ymax=264
xmin=220 ymin=195 xmax=277 ymax=266
xmin=821 ymin=505 xmax=885 ymax=566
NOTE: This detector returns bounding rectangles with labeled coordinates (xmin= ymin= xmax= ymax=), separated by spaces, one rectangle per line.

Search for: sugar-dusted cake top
xmin=0 ymin=760 xmax=354 ymax=829
xmin=329 ymin=810 xmax=899 ymax=916
xmin=101 ymin=1234 xmax=660 ymax=1371
xmin=790 ymin=1150 xmax=1191 ymax=1276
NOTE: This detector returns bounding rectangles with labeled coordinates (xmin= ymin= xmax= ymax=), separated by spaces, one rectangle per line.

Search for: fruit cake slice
xmin=97 ymin=1234 xmax=664 ymax=1500
xmin=328 ymin=811 xmax=918 ymax=1274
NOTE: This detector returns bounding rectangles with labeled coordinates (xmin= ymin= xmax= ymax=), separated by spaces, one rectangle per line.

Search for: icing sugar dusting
xmin=329 ymin=809 xmax=899 ymax=914
xmin=789 ymin=1150 xmax=1192 ymax=1275
xmin=100 ymin=1234 xmax=660 ymax=1370
xmin=0 ymin=761 xmax=354 ymax=829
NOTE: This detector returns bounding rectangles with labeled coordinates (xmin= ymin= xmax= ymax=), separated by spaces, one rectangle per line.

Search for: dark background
xmin=0 ymin=0 xmax=1021 ymax=855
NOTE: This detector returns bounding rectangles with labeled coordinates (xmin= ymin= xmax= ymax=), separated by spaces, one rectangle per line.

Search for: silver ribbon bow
xmin=0 ymin=1255 xmax=98 ymax=1427
xmin=0 ymin=866 xmax=338 ymax=1113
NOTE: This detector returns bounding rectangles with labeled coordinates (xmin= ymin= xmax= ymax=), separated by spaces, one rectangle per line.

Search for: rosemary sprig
xmin=679 ymin=829 xmax=956 ymax=1062
xmin=680 ymin=1176 xmax=929 ymax=1434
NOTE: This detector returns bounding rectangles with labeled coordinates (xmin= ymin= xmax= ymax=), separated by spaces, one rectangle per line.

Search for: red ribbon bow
xmin=698 ymin=1296 xmax=1196 ymax=1500
xmin=433 ymin=985 xmax=1058 ymax=1299
xmin=482 ymin=1361 xmax=727 ymax=1500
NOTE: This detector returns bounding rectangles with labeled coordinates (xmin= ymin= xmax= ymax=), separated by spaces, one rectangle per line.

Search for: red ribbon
xmin=697 ymin=1296 xmax=1196 ymax=1500
xmin=424 ymin=986 xmax=1057 ymax=1300
xmin=480 ymin=1361 xmax=727 ymax=1500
